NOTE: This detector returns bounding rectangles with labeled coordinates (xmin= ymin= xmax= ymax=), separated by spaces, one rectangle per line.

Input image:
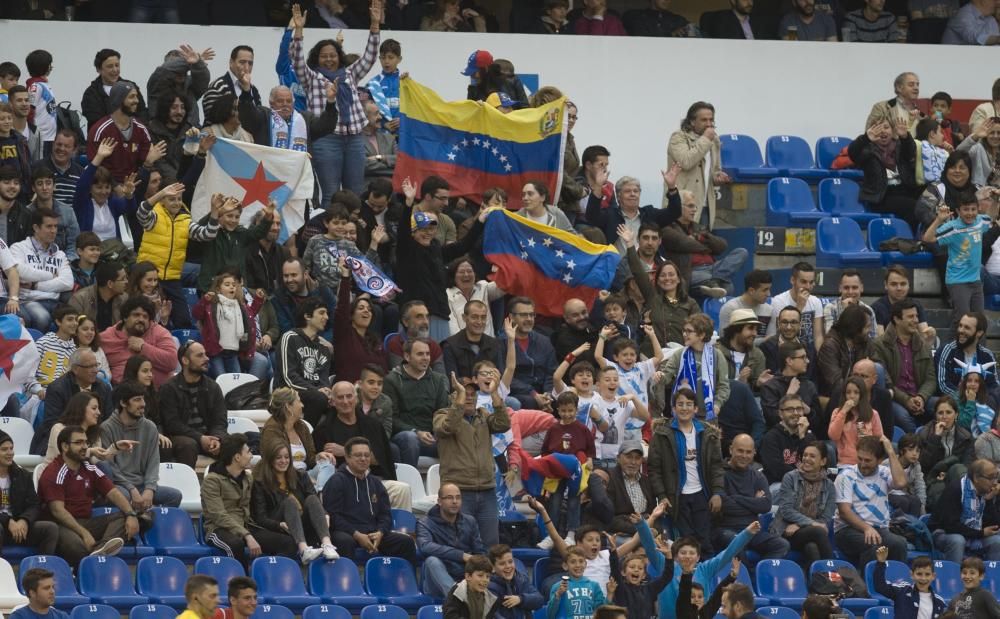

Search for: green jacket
xmin=871 ymin=323 xmax=936 ymax=405
xmin=384 ymin=365 xmax=450 ymax=434
xmin=648 ymin=418 xmax=724 ymax=519
xmin=201 ymin=463 xmax=253 ymax=538
xmin=193 ymin=212 xmax=273 ymax=292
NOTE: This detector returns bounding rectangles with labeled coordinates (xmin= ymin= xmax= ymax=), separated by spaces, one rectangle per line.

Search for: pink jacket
xmin=507 ymin=409 xmax=559 ymax=473
xmin=100 ymin=322 xmax=179 ymax=386
xmin=828 ymin=408 xmax=884 ymax=465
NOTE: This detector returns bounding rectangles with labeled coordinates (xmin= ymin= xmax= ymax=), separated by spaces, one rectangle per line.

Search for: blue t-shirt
xmin=547 ymin=576 xmax=606 ymax=619
xmin=11 ymin=607 xmax=70 ymax=619
xmin=935 ymin=214 xmax=992 ymax=284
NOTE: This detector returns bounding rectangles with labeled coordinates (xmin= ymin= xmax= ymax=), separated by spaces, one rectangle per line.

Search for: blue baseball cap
xmin=411 ymin=211 xmax=439 ymax=231
xmin=461 ymin=50 xmax=494 ymax=76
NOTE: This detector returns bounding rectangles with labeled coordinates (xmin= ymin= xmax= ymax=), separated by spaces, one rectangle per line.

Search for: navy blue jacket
xmin=583 ymin=190 xmax=681 ymax=246
xmin=497 ymin=330 xmax=556 ymax=409
xmin=872 ymin=561 xmax=947 ymax=619
xmin=321 ymin=465 xmax=392 ymax=536
xmin=416 ymin=505 xmax=486 ymax=579
xmin=488 ymin=570 xmax=544 ymax=619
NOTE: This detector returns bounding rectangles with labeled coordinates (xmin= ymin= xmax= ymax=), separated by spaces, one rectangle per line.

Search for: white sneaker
xmin=90 ymin=537 xmax=124 ymax=557
xmin=696 ymin=284 xmax=727 ymax=298
xmin=537 ymin=536 xmax=554 ymax=550
xmin=322 ymin=544 xmax=340 ymax=561
xmin=300 ymin=547 xmax=324 ymax=565
xmin=565 ymin=532 xmax=576 ymax=546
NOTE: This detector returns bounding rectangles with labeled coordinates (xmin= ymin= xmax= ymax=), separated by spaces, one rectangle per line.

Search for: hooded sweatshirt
xmin=99 ymin=413 xmax=161 ymax=493
xmin=321 ymin=464 xmax=392 ymax=536
xmin=275 ymin=328 xmax=332 ymax=391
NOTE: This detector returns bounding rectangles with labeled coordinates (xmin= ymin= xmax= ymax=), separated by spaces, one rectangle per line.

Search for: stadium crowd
xmin=6 ymin=2 xmax=1000 ymax=619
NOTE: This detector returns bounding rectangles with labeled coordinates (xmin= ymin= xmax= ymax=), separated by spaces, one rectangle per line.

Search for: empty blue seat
xmin=143 ymin=506 xmax=209 ymax=559
xmin=701 ymin=297 xmax=729 ymax=331
xmin=360 ymin=604 xmax=410 ymax=619
xmin=864 ymin=607 xmax=894 ymax=619
xmin=252 ymin=556 xmax=321 ymax=611
xmin=986 ymin=561 xmax=1000 ymax=599
xmin=20 ymin=555 xmax=89 ymax=609
xmin=182 ymin=288 xmax=200 ymax=307
xmin=250 ymin=605 xmax=295 ymax=619
xmin=809 ymin=560 xmax=878 ymax=613
xmin=136 ymin=557 xmax=188 ymax=609
xmin=933 ymin=560 xmax=963 ymax=601
xmin=365 ymin=557 xmax=434 ymax=609
xmin=78 ymin=556 xmax=147 ymax=609
xmin=391 ymin=509 xmax=417 ymax=535
xmin=193 ymin=557 xmax=246 ymax=591
xmin=302 ymin=605 xmax=352 ymax=619
xmin=511 ymin=548 xmax=548 ymax=563
xmin=172 ymin=329 xmax=201 ymax=345
xmin=756 ymin=608 xmax=800 ymax=619
xmin=816 ymin=217 xmax=882 ymax=268
xmin=766 ymin=178 xmax=825 ymax=227
xmin=815 ymin=136 xmax=864 ymax=180
xmin=309 ymin=556 xmax=377 ymax=610
xmin=130 ymin=604 xmax=177 ymax=619
xmin=766 ymin=135 xmax=828 ymax=180
xmin=818 ymin=179 xmax=880 ymax=224
xmin=89 ymin=507 xmax=153 ymax=560
xmin=711 ymin=561 xmax=768 ymax=607
xmin=417 ymin=606 xmax=443 ymax=619
xmin=71 ymin=604 xmax=121 ymax=619
xmin=533 ymin=558 xmax=549 ymax=591
xmin=755 ymin=559 xmax=808 ymax=610
xmin=868 ymin=218 xmax=934 ymax=267
xmin=720 ymin=134 xmax=778 ymax=182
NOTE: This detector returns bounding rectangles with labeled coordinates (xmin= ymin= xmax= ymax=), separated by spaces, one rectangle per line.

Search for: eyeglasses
xmin=682 ymin=327 xmax=697 ymax=334
xmin=780 ymin=406 xmax=806 ymax=413
xmin=568 ymin=114 xmax=578 ymax=121
xmin=74 ymin=363 xmax=98 ymax=369
xmin=789 ymin=354 xmax=808 ymax=361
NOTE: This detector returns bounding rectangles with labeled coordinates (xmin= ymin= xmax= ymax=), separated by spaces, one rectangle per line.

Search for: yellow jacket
xmin=136 ymin=201 xmax=195 ymax=281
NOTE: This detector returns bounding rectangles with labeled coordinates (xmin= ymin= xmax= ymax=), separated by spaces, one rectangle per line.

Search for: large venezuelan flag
xmin=484 ymin=209 xmax=620 ymax=317
xmin=393 ymin=79 xmax=566 ymax=210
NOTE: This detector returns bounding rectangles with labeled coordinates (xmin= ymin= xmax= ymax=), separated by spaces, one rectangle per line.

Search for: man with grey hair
xmin=30 ymin=348 xmax=114 ymax=455
xmin=583 ymin=166 xmax=682 ymax=246
xmin=659 ymin=188 xmax=748 ymax=298
xmin=386 ymin=301 xmax=446 ymax=373
xmin=238 ymin=78 xmax=338 ymax=152
xmin=866 ymin=71 xmax=923 ymax=135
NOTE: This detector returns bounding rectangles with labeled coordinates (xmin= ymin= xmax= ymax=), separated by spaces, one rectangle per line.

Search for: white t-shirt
xmin=608 ymin=358 xmax=655 ymax=408
xmin=92 ymin=202 xmax=117 ymax=241
xmin=0 ymin=239 xmax=18 ymax=299
xmin=584 ymin=549 xmax=612 ymax=596
xmin=290 ymin=442 xmax=307 ymax=471
xmin=917 ymin=591 xmax=933 ymax=619
xmin=594 ymin=396 xmax=637 ymax=460
xmin=681 ymin=427 xmax=702 ymax=494
xmin=765 ymin=290 xmax=824 ymax=349
xmin=731 ymin=351 xmax=746 ymax=375
xmin=552 ymin=386 xmax=602 ymax=433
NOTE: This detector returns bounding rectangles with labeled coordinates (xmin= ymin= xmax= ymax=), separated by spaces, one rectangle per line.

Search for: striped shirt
xmin=844 ymin=10 xmax=899 ymax=42
xmin=834 ymin=464 xmax=893 ymax=531
xmin=43 ymin=159 xmax=83 ymax=206
xmin=290 ymin=30 xmax=380 ymax=134
xmin=34 ymin=333 xmax=76 ymax=386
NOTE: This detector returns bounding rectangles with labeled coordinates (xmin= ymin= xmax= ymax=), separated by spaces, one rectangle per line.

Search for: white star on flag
xmin=527 ymin=238 xmax=536 ymax=247
xmin=499 ymin=155 xmax=507 ymax=162
xmin=566 ymin=259 xmax=576 ymax=270
xmin=491 ymin=147 xmax=499 ymax=155
xmin=563 ymin=273 xmax=573 ymax=283
xmin=542 ymin=238 xmax=553 ymax=247
xmin=452 ymin=144 xmax=459 ymax=151
xmin=482 ymin=140 xmax=491 ymax=148
xmin=473 ymin=137 xmax=480 ymax=145
xmin=521 ymin=252 xmax=528 ymax=259
xmin=554 ymin=249 xmax=565 ymax=258
xmin=504 ymin=163 xmax=513 ymax=172
xmin=447 ymin=152 xmax=456 ymax=161
xmin=461 ymin=139 xmax=469 ymax=147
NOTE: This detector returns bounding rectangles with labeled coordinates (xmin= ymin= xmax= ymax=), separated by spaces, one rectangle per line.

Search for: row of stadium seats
xmin=50 ymin=604 xmax=443 ymax=619
xmin=722 ymin=134 xmax=862 ymax=183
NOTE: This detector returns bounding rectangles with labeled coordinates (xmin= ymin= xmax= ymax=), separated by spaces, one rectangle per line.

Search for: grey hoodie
xmin=99 ymin=413 xmax=162 ymax=493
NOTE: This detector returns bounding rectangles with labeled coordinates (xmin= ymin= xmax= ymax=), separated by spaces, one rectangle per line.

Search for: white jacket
xmin=10 ymin=237 xmax=72 ymax=301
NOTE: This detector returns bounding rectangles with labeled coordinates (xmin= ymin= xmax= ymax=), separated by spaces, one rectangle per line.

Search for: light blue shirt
xmin=942 ymin=2 xmax=1000 ymax=44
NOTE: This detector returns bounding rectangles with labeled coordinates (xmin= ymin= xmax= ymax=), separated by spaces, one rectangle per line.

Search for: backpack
xmin=224 ymin=378 xmax=269 ymax=411
xmin=100 ymin=238 xmax=136 ymax=269
xmin=889 ymin=512 xmax=934 ymax=554
xmin=55 ymin=101 xmax=86 ymax=148
xmin=878 ymin=237 xmax=927 ymax=254
xmin=809 ymin=566 xmax=869 ymax=599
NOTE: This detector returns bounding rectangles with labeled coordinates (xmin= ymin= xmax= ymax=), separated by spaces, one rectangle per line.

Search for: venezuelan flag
xmin=522 ymin=452 xmax=591 ymax=499
xmin=393 ymin=79 xmax=566 ymax=210
xmin=484 ymin=209 xmax=620 ymax=317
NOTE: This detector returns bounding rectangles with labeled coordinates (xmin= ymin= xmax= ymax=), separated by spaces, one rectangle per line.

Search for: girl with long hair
xmin=828 ymin=376 xmax=883 ymax=466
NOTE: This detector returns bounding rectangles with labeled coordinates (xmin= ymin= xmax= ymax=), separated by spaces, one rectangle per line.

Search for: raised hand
xmin=875 ymin=545 xmax=888 ymax=562
xmin=370 ymin=224 xmax=387 ymax=245
xmin=178 ymin=44 xmax=200 ymax=64
xmin=616 ymin=224 xmax=634 ymax=246
xmin=730 ymin=557 xmax=742 ymax=578
xmin=291 ymin=3 xmax=308 ymax=31
xmin=572 ymin=342 xmax=591 ymax=356
xmin=894 ymin=119 xmax=910 ymax=139
xmin=401 ymin=176 xmax=417 ymax=202
xmin=198 ymin=132 xmax=216 ymax=156
xmin=503 ymin=316 xmax=516 ymax=339
xmin=661 ymin=162 xmax=682 ymax=190
xmin=146 ymin=140 xmax=168 ymax=165
xmin=977 ymin=118 xmax=996 ymax=140
xmin=210 ymin=193 xmax=226 ymax=218
xmin=200 ymin=48 xmax=216 ymax=62
xmin=96 ymin=138 xmax=117 ymax=159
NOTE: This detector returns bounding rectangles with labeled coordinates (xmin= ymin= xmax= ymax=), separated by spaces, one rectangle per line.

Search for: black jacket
xmin=584 ymin=191 xmax=680 ymax=246
xmin=700 ymin=9 xmax=776 ymax=39
xmin=322 ymin=465 xmax=392 ymax=536
xmin=917 ymin=422 xmax=974 ymax=479
xmin=30 ymin=373 xmax=114 ymax=455
xmin=237 ymin=93 xmax=338 ymax=148
xmin=759 ymin=426 xmax=816 ymax=485
xmin=928 ymin=474 xmax=1000 ymax=537
xmin=313 ymin=412 xmax=396 ymax=481
xmin=760 ymin=335 xmax=817 ymax=383
xmin=871 ymin=561 xmax=948 ymax=619
xmin=0 ymin=463 xmax=41 ymax=529
xmin=244 ymin=239 xmax=289 ymax=294
xmin=357 ymin=196 xmax=403 ymax=269
xmin=250 ymin=469 xmax=317 ymax=532
xmin=81 ymin=76 xmax=148 ymax=127
xmin=442 ymin=331 xmax=502 ymax=380
xmin=549 ymin=323 xmax=599 ymax=367
xmin=623 ymin=8 xmax=688 ymax=36
xmin=158 ymin=373 xmax=228 ymax=443
xmin=848 ymin=132 xmax=919 ymax=206
xmin=606 ymin=465 xmax=655 ymax=536
xmin=759 ymin=373 xmax=821 ymax=430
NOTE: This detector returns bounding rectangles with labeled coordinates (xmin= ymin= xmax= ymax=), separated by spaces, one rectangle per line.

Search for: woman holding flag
xmin=333 ymin=256 xmax=388 ymax=383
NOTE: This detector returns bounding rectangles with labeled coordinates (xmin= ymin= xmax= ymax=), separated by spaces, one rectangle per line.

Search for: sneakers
xmin=565 ymin=531 xmax=576 ymax=546
xmin=90 ymin=537 xmax=124 ymax=557
xmin=536 ymin=536 xmax=554 ymax=550
xmin=300 ymin=547 xmax=324 ymax=565
xmin=696 ymin=280 xmax=728 ymax=298
xmin=322 ymin=544 xmax=339 ymax=561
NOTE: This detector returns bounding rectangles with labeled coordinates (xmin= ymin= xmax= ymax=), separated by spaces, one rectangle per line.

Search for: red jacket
xmin=573 ymin=12 xmax=627 ymax=35
xmin=86 ymin=115 xmax=151 ymax=182
xmin=333 ymin=280 xmax=388 ymax=383
xmin=193 ymin=293 xmax=264 ymax=361
xmin=100 ymin=321 xmax=178 ymax=386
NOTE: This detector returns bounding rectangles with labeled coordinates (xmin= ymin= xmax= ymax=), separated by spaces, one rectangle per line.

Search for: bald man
xmin=713 ymin=434 xmax=790 ymax=559
xmin=550 ymin=298 xmax=600 ymax=366
xmin=929 ymin=458 xmax=1000 ymax=563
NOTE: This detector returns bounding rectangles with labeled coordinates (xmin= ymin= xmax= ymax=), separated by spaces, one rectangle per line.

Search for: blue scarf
xmin=316 ymin=66 xmax=354 ymax=128
xmin=673 ymin=344 xmax=716 ymax=420
xmin=960 ymin=474 xmax=985 ymax=531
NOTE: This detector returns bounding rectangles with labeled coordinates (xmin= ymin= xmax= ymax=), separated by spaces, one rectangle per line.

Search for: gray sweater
xmin=99 ymin=413 xmax=162 ymax=493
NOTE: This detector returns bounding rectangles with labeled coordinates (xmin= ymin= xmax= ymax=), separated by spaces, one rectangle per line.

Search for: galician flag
xmin=0 ymin=314 xmax=39 ymax=407
xmin=192 ymin=137 xmax=314 ymax=242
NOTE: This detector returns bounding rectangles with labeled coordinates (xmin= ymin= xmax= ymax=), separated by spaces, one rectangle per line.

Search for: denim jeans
xmin=983 ymin=266 xmax=1000 ymax=296
xmin=547 ymin=478 xmax=581 ymax=537
xmin=460 ymin=488 xmax=500 ymax=547
xmin=160 ymin=279 xmax=192 ymax=328
xmin=421 ymin=556 xmax=460 ymax=599
xmin=129 ymin=0 xmax=179 ymax=23
xmin=934 ymin=530 xmax=1000 ymax=563
xmin=312 ymin=133 xmax=366 ymax=203
xmin=114 ymin=484 xmax=182 ymax=509
xmin=391 ymin=430 xmax=439 ymax=467
xmin=690 ymin=247 xmax=750 ymax=295
xmin=22 ymin=299 xmax=57 ymax=330
xmin=208 ymin=351 xmax=271 ymax=381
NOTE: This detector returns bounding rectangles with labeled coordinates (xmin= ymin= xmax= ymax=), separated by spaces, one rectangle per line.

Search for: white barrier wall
xmin=4 ymin=20 xmax=996 ymax=196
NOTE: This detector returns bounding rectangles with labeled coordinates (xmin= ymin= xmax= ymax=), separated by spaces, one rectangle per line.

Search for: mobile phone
xmin=561 ymin=576 xmax=569 ymax=583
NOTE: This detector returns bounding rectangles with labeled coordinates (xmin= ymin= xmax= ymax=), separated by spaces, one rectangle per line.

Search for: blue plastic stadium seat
xmin=19 ymin=555 xmax=89 ymax=610
xmin=933 ymin=560 xmax=963 ymax=601
xmin=183 ymin=288 xmax=200 ymax=307
xmin=136 ymin=557 xmax=188 ymax=609
xmin=511 ymin=548 xmax=548 ymax=563
xmin=720 ymin=134 xmax=778 ymax=182
xmin=27 ymin=328 xmax=43 ymax=341
xmin=365 ymin=558 xmax=434 ymax=609
xmin=816 ymin=217 xmax=882 ymax=268
xmin=90 ymin=507 xmax=153 ymax=560
xmin=250 ymin=605 xmax=295 ymax=619
xmin=3 ymin=546 xmax=34 ymax=562
xmin=360 ymin=604 xmax=410 ymax=619
xmin=864 ymin=607 xmax=894 ymax=619
xmin=986 ymin=561 xmax=1000 ymax=599
xmin=818 ymin=179 xmax=880 ymax=224
xmin=756 ymin=607 xmax=801 ymax=619
xmin=252 ymin=556 xmax=321 ymax=611
xmin=302 ymin=605 xmax=352 ymax=619
xmin=809 ymin=560 xmax=878 ymax=613
xmin=129 ymin=604 xmax=177 ymax=619
xmin=702 ymin=297 xmax=729 ymax=331
xmin=755 ymin=559 xmax=808 ymax=610
xmin=988 ymin=295 xmax=1000 ymax=311
xmin=194 ymin=557 xmax=246 ymax=591
xmin=766 ymin=178 xmax=825 ymax=227
xmin=78 ymin=556 xmax=147 ymax=609
xmin=308 ymin=557 xmax=377 ymax=611
xmin=143 ymin=506 xmax=210 ymax=559
xmin=711 ymin=561 xmax=768 ymax=607
xmin=172 ymin=329 xmax=201 ymax=345
xmin=766 ymin=135 xmax=829 ymax=180
xmin=417 ymin=605 xmax=443 ymax=619
xmin=814 ymin=136 xmax=864 ymax=180
xmin=71 ymin=604 xmax=121 ymax=619
xmin=533 ymin=558 xmax=549 ymax=591
xmin=867 ymin=218 xmax=934 ymax=267
xmin=391 ymin=509 xmax=417 ymax=535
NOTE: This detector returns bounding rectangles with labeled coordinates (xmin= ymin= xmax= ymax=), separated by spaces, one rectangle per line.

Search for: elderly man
xmin=101 ymin=296 xmax=178 ymax=386
xmin=715 ymin=434 xmax=790 ymax=559
xmin=605 ymin=441 xmax=655 ymax=537
xmin=386 ymin=301 xmax=446 ymax=373
xmin=443 ymin=300 xmax=501 ymax=381
xmin=866 ymin=72 xmax=923 ymax=135
xmin=238 ymin=82 xmax=337 ymax=152
xmin=666 ymin=101 xmax=730 ymax=229
xmin=551 ymin=298 xmax=600 ymax=367
xmin=416 ymin=483 xmax=487 ymax=599
xmin=30 ymin=349 xmax=113 ymax=455
xmin=584 ymin=168 xmax=681 ymax=246
xmin=929 ymin=458 xmax=1000 ymax=563
xmin=942 ymin=0 xmax=1000 ymax=44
